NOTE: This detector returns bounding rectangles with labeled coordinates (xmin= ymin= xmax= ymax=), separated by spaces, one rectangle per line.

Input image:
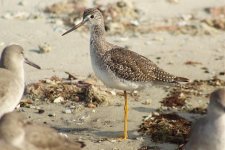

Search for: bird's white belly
xmin=209 ymin=118 xmax=225 ymax=149
xmin=0 ymin=81 xmax=24 ymax=118
xmin=201 ymin=117 xmax=225 ymax=150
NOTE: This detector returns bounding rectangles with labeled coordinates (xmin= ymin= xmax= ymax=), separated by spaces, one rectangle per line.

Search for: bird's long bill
xmin=62 ymin=19 xmax=87 ymax=36
xmin=25 ymin=58 xmax=41 ymax=69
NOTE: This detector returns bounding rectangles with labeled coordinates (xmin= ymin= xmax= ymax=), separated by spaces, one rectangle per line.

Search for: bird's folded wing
xmin=102 ymin=48 xmax=178 ymax=83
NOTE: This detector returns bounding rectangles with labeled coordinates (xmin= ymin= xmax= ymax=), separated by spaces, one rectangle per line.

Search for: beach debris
xmin=38 ymin=109 xmax=45 ymax=114
xmin=219 ymin=72 xmax=225 ymax=76
xmin=43 ymin=0 xmax=225 ymax=35
xmin=139 ymin=112 xmax=191 ymax=144
xmin=44 ymin=0 xmax=87 ymax=27
xmin=201 ymin=67 xmax=210 ymax=74
xmin=48 ymin=113 xmax=56 ymax=117
xmin=205 ymin=5 xmax=225 ymax=17
xmin=152 ymin=112 xmax=160 ymax=116
xmin=83 ymin=73 xmax=99 ymax=85
xmin=20 ymin=99 xmax=33 ymax=107
xmin=38 ymin=42 xmax=52 ymax=53
xmin=44 ymin=0 xmax=140 ymax=35
xmin=87 ymin=103 xmax=96 ymax=108
xmin=96 ymin=0 xmax=140 ymax=35
xmin=65 ymin=71 xmax=78 ymax=80
xmin=24 ymin=76 xmax=110 ymax=107
xmin=203 ymin=5 xmax=225 ymax=30
xmin=63 ymin=109 xmax=72 ymax=114
xmin=161 ymin=91 xmax=186 ymax=108
xmin=143 ymin=113 xmax=153 ymax=121
xmin=109 ymin=90 xmax=117 ymax=96
xmin=184 ymin=61 xmax=202 ymax=66
xmin=161 ymin=76 xmax=225 ymax=109
xmin=203 ymin=18 xmax=225 ymax=31
xmin=45 ymin=0 xmax=86 ymax=15
xmin=142 ymin=99 xmax=152 ymax=105
xmin=54 ymin=96 xmax=64 ymax=103
xmin=43 ymin=1 xmax=225 ymax=35
xmin=136 ymin=137 xmax=144 ymax=141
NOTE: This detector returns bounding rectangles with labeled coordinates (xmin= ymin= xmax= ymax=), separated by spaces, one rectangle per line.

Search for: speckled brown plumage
xmin=102 ymin=47 xmax=188 ymax=84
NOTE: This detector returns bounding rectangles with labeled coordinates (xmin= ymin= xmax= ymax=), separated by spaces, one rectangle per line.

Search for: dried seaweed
xmin=139 ymin=113 xmax=191 ymax=144
xmin=190 ymin=76 xmax=225 ymax=87
xmin=161 ymin=76 xmax=225 ymax=108
xmin=24 ymin=76 xmax=108 ymax=106
xmin=202 ymin=18 xmax=225 ymax=30
xmin=161 ymin=91 xmax=186 ymax=108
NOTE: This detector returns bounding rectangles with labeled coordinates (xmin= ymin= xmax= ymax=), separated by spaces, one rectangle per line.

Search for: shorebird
xmin=62 ymin=8 xmax=189 ymax=139
xmin=0 ymin=112 xmax=85 ymax=150
xmin=0 ymin=45 xmax=40 ymax=118
xmin=185 ymin=88 xmax=225 ymax=150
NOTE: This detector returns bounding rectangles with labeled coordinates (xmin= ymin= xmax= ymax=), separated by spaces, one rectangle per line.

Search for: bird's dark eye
xmin=90 ymin=15 xmax=94 ymax=19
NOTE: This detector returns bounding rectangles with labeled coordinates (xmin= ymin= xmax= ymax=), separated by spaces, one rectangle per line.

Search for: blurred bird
xmin=0 ymin=45 xmax=40 ymax=118
xmin=0 ymin=112 xmax=85 ymax=150
xmin=185 ymin=88 xmax=225 ymax=150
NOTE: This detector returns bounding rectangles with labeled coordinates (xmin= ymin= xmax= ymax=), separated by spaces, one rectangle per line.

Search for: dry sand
xmin=0 ymin=0 xmax=225 ymax=149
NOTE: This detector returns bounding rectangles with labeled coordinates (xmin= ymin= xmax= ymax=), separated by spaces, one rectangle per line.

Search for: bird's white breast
xmin=90 ymin=50 xmax=142 ymax=91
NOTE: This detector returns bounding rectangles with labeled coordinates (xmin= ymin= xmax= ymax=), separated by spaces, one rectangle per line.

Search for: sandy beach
xmin=0 ymin=0 xmax=225 ymax=149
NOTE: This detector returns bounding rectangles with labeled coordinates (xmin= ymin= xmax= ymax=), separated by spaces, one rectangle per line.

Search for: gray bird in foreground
xmin=0 ymin=112 xmax=85 ymax=150
xmin=0 ymin=45 xmax=40 ymax=118
xmin=185 ymin=88 xmax=225 ymax=150
xmin=62 ymin=8 xmax=189 ymax=139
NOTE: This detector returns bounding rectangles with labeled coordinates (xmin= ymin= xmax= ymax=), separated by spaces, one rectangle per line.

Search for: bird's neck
xmin=90 ymin=24 xmax=110 ymax=56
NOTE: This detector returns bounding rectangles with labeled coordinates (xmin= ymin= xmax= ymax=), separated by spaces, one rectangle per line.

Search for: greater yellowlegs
xmin=0 ymin=45 xmax=40 ymax=118
xmin=62 ymin=8 xmax=189 ymax=139
xmin=185 ymin=88 xmax=225 ymax=150
xmin=0 ymin=112 xmax=85 ymax=150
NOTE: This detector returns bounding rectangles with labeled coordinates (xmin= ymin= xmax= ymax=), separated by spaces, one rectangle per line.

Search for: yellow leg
xmin=124 ymin=90 xmax=128 ymax=139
